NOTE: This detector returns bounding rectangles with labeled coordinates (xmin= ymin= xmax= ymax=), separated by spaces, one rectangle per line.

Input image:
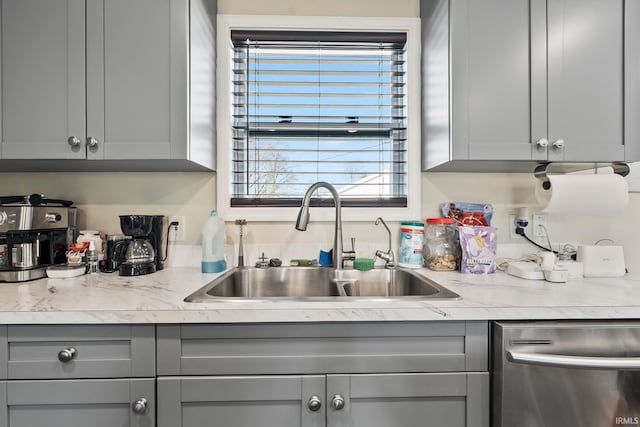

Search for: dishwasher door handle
xmin=507 ymin=350 xmax=640 ymax=370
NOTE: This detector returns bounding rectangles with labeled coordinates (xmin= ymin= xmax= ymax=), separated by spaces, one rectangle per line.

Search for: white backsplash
xmin=2 ymin=171 xmax=639 ymax=273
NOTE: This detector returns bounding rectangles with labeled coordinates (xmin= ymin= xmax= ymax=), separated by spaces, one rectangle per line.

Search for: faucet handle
xmin=255 ymin=252 xmax=270 ymax=268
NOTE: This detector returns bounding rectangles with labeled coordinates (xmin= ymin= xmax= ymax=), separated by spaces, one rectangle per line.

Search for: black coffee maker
xmin=115 ymin=215 xmax=166 ymax=276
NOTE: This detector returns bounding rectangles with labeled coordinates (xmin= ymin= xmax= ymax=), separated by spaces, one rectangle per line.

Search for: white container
xmin=201 ymin=210 xmax=227 ymax=273
xmin=398 ymin=221 xmax=424 ymax=268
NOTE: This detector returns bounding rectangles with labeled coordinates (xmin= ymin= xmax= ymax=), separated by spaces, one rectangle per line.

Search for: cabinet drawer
xmin=157 ymin=321 xmax=488 ymax=376
xmin=0 ymin=378 xmax=155 ymax=427
xmin=0 ymin=325 xmax=155 ymax=380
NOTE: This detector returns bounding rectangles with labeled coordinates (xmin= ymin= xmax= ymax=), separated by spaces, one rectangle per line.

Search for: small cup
xmin=319 ymin=250 xmax=332 ymax=267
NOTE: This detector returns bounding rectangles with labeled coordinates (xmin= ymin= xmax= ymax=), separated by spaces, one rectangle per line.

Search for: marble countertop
xmin=0 ymin=266 xmax=639 ymax=324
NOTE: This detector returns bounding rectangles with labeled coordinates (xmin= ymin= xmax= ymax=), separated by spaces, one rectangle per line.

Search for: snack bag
xmin=441 ymin=202 xmax=494 ymax=226
xmin=459 ymin=226 xmax=497 ymax=274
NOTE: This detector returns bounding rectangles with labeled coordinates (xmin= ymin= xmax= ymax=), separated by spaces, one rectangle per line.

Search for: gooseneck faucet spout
xmin=375 ymin=217 xmax=395 ymax=269
xmin=295 ymin=182 xmax=344 ymax=269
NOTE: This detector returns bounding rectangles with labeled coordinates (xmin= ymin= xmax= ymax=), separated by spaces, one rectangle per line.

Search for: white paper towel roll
xmin=535 ymin=174 xmax=629 ymax=216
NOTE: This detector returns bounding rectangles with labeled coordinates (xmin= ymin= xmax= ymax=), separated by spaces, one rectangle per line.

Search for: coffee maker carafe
xmin=116 ymin=215 xmax=166 ymax=276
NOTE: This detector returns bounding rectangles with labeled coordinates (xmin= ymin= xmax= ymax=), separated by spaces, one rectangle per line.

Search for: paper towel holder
xmin=534 ymin=162 xmax=630 ymax=190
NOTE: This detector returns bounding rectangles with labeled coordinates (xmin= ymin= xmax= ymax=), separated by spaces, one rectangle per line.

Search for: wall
xmin=218 ymin=0 xmax=418 ymax=16
xmin=1 ymin=170 xmax=637 ymax=270
xmin=1 ymin=0 xmax=638 ymax=271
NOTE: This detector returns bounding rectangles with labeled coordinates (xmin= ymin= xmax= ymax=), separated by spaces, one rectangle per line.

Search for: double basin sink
xmin=185 ymin=266 xmax=460 ymax=302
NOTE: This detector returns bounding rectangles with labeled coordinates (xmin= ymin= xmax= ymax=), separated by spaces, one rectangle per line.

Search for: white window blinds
xmin=231 ymin=30 xmax=408 ymax=207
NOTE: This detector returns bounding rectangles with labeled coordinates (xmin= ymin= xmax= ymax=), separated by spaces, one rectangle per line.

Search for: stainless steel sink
xmin=184 ymin=267 xmax=460 ymax=302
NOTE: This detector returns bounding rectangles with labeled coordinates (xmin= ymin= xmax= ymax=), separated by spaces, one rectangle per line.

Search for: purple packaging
xmin=459 ymin=226 xmax=497 ymax=274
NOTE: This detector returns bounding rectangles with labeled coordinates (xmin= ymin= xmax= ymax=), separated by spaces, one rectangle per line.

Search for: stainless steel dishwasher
xmin=492 ymin=321 xmax=640 ymax=427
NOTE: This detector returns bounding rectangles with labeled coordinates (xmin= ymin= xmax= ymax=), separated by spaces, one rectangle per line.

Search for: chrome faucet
xmin=374 ymin=217 xmax=396 ymax=269
xmin=296 ymin=181 xmax=351 ymax=269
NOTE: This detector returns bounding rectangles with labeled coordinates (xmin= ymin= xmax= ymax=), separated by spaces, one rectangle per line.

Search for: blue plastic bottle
xmin=201 ymin=210 xmax=227 ymax=273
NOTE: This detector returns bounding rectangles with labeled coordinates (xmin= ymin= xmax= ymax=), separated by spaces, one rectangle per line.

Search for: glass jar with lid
xmin=423 ymin=218 xmax=458 ymax=271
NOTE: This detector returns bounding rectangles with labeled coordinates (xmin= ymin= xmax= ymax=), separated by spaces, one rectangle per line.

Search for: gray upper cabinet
xmin=0 ymin=0 xmax=86 ymax=160
xmin=421 ymin=0 xmax=640 ymax=171
xmin=0 ymin=0 xmax=216 ymax=171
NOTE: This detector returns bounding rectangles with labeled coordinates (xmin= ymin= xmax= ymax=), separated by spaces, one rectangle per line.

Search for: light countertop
xmin=0 ymin=267 xmax=638 ymax=324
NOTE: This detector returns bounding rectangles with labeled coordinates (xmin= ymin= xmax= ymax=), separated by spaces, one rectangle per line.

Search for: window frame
xmin=216 ymin=14 xmax=421 ymax=222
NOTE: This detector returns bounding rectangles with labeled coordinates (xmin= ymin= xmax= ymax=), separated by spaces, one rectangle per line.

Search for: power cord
xmin=515 ymin=226 xmax=557 ymax=254
xmin=162 ymin=221 xmax=180 ymax=262
xmin=496 ymin=253 xmax=539 ymax=272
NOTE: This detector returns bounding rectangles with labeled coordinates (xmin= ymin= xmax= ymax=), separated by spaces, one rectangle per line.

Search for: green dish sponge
xmin=353 ymin=258 xmax=375 ymax=271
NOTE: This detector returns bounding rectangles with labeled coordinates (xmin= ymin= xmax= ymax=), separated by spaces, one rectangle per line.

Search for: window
xmin=217 ymin=15 xmax=420 ymax=221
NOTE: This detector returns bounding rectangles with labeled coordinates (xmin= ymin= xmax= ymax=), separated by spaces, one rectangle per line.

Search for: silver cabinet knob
xmin=308 ymin=395 xmax=322 ymax=412
xmin=536 ymin=138 xmax=549 ymax=148
xmin=332 ymin=394 xmax=345 ymax=410
xmin=57 ymin=347 xmax=77 ymax=363
xmin=131 ymin=398 xmax=147 ymax=414
xmin=552 ymin=139 xmax=565 ymax=150
xmin=67 ymin=136 xmax=81 ymax=147
xmin=87 ymin=136 xmax=99 ymax=148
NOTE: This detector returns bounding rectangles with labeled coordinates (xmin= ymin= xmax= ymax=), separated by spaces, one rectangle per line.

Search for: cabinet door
xmin=326 ymin=373 xmax=488 ymax=427
xmin=547 ymin=0 xmax=625 ymax=161
xmin=627 ymin=0 xmax=640 ymax=162
xmin=0 ymin=0 xmax=86 ymax=159
xmin=158 ymin=375 xmax=325 ymax=427
xmin=85 ymin=0 xmax=188 ymax=160
xmin=0 ymin=378 xmax=154 ymax=427
xmin=449 ymin=0 xmax=547 ymax=162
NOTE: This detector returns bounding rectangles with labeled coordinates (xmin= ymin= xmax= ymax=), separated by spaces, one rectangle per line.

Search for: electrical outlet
xmin=532 ymin=214 xmax=547 ymax=237
xmin=509 ymin=214 xmax=524 ymax=239
xmin=169 ymin=216 xmax=185 ymax=242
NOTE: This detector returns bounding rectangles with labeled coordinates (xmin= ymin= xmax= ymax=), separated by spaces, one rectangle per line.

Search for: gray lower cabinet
xmin=421 ymin=0 xmax=640 ymax=170
xmin=158 ymin=373 xmax=487 ymax=427
xmin=156 ymin=322 xmax=490 ymax=427
xmin=327 ymin=373 xmax=487 ymax=427
xmin=0 ymin=378 xmax=154 ymax=427
xmin=158 ymin=375 xmax=326 ymax=427
xmin=0 ymin=0 xmax=216 ymax=171
xmin=0 ymin=325 xmax=156 ymax=427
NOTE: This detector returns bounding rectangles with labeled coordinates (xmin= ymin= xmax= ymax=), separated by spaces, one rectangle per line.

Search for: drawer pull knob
xmin=332 ymin=394 xmax=345 ymax=410
xmin=308 ymin=396 xmax=322 ymax=412
xmin=536 ymin=138 xmax=549 ymax=148
xmin=87 ymin=136 xmax=99 ymax=148
xmin=57 ymin=347 xmax=77 ymax=363
xmin=67 ymin=136 xmax=81 ymax=147
xmin=132 ymin=398 xmax=148 ymax=414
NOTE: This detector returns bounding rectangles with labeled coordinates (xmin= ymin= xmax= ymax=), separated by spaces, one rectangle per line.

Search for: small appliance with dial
xmin=0 ymin=194 xmax=77 ymax=282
